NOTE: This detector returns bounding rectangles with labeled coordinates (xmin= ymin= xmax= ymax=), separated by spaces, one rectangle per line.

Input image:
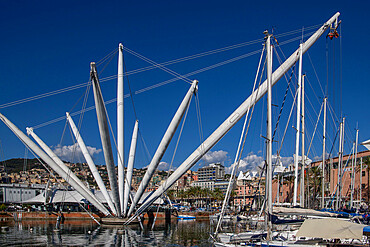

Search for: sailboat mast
xmin=360 ymin=157 xmax=363 ymax=203
xmin=293 ymin=44 xmax=303 ymax=207
xmin=300 ymin=74 xmax=305 ymax=207
xmin=336 ymin=118 xmax=344 ymax=210
xmin=321 ymin=97 xmax=327 ymax=208
xmin=117 ymin=43 xmax=125 ymax=214
xmin=340 ymin=117 xmax=345 ymax=208
xmin=351 ymin=128 xmax=359 ymax=208
xmin=350 ymin=142 xmax=355 ymax=208
xmin=265 ymin=33 xmax=273 ymax=241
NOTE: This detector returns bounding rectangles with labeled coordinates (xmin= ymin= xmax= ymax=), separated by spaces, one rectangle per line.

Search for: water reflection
xmin=0 ymin=219 xmax=213 ymax=246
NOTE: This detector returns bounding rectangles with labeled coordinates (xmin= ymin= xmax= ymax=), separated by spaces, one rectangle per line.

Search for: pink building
xmin=271 ymin=150 xmax=370 ymax=208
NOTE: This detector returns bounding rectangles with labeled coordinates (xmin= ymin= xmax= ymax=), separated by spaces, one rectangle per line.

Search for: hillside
xmin=0 ymin=158 xmax=44 ymax=174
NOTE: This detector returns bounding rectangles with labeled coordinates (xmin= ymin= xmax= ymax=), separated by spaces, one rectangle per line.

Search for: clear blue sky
xmin=0 ymin=1 xmax=369 ymax=172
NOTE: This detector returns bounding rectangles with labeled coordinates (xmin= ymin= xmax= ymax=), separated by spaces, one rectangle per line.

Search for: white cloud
xmin=225 ymin=153 xmax=265 ymax=173
xmin=157 ymin=161 xmax=174 ymax=171
xmin=225 ymin=152 xmax=294 ymax=174
xmin=201 ymin=150 xmax=228 ymax=165
xmin=143 ymin=161 xmax=174 ymax=171
xmin=52 ymin=144 xmax=102 ymax=162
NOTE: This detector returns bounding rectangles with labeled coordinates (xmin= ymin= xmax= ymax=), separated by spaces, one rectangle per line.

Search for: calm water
xmin=0 ymin=219 xmax=215 ymax=246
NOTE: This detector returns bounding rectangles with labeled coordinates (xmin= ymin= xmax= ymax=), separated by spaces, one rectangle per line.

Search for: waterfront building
xmin=0 ymin=183 xmax=45 ymax=203
xmin=271 ymin=150 xmax=370 ymax=207
xmin=233 ymin=171 xmax=264 ymax=209
xmin=197 ymin=163 xmax=225 ymax=181
xmin=191 ymin=163 xmax=228 ymax=193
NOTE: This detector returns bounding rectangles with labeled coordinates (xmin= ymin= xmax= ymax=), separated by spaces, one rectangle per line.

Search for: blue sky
xmin=0 ymin=1 xmax=369 ymax=172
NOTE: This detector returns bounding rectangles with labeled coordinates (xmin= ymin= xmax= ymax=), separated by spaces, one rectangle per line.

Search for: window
xmin=362 ymin=171 xmax=366 ymax=177
xmin=362 ymin=184 xmax=366 ymax=189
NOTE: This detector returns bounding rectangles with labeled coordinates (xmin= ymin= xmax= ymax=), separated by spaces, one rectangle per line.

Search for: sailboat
xmin=210 ymin=12 xmax=353 ymax=247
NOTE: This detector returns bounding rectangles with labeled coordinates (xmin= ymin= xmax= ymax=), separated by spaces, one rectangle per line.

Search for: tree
xmin=307 ymin=166 xmax=322 ymax=208
xmin=167 ymin=190 xmax=176 ymax=201
xmin=212 ymin=188 xmax=224 ymax=207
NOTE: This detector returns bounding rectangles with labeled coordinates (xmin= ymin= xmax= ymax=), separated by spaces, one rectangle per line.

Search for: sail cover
xmin=273 ymin=207 xmax=337 ymax=217
xmin=296 ymin=218 xmax=365 ymax=239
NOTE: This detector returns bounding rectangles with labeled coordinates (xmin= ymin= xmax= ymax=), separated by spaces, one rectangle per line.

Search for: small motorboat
xmin=177 ymin=215 xmax=196 ymax=220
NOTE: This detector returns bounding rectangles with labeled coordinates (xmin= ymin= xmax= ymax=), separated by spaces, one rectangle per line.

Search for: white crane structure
xmin=126 ymin=79 xmax=198 ymax=217
xmin=0 ymin=12 xmax=340 ymax=223
xmin=124 ymin=120 xmax=139 ymax=216
xmin=0 ymin=113 xmax=111 ymax=216
xmin=126 ymin=12 xmax=340 ymax=223
xmin=91 ymin=62 xmax=121 ymax=217
xmin=117 ymin=43 xmax=125 ymax=215
xmin=66 ymin=112 xmax=117 ymax=215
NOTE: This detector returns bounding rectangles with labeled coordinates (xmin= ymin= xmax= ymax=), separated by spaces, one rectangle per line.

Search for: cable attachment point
xmin=327 ymin=19 xmax=341 ymax=40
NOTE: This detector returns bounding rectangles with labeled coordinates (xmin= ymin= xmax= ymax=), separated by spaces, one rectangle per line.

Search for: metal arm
xmin=126 ymin=12 xmax=340 ymax=223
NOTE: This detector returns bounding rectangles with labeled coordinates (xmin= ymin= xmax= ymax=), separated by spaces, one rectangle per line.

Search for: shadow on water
xmin=0 ymin=219 xmax=214 ymax=246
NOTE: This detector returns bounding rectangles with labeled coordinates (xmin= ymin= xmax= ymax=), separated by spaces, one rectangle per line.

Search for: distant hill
xmin=0 ymin=158 xmax=44 ymax=174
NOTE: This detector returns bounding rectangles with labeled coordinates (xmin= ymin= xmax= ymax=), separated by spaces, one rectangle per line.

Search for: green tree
xmin=307 ymin=166 xmax=322 ymax=208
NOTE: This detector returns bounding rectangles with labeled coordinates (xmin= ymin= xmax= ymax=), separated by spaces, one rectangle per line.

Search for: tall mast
xmin=339 ymin=117 xmax=345 ymax=208
xmin=293 ymin=43 xmax=303 ymax=207
xmin=300 ymin=74 xmax=305 ymax=207
xmin=91 ymin=62 xmax=121 ymax=217
xmin=321 ymin=97 xmax=327 ymax=208
xmin=350 ymin=142 xmax=355 ymax=208
xmin=66 ymin=112 xmax=117 ymax=215
xmin=336 ymin=118 xmax=344 ymax=210
xmin=265 ymin=33 xmax=273 ymax=241
xmin=126 ymin=12 xmax=340 ymax=223
xmin=0 ymin=113 xmax=110 ymax=216
xmin=351 ymin=128 xmax=359 ymax=208
xmin=127 ymin=80 xmax=198 ymax=217
xmin=123 ymin=120 xmax=139 ymax=217
xmin=360 ymin=157 xmax=363 ymax=203
xmin=117 ymin=43 xmax=125 ymax=214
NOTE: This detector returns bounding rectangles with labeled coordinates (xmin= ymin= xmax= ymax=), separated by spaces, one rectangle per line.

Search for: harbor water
xmin=0 ymin=219 xmax=215 ymax=246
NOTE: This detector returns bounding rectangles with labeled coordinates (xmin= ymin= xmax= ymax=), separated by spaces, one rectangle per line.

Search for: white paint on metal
xmin=66 ymin=112 xmax=117 ymax=215
xmin=117 ymin=43 xmax=125 ymax=214
xmin=0 ymin=113 xmax=110 ymax=215
xmin=293 ymin=44 xmax=302 ymax=207
xmin=124 ymin=120 xmax=139 ymax=216
xmin=91 ymin=62 xmax=121 ymax=217
xmin=127 ymin=80 xmax=198 ymax=217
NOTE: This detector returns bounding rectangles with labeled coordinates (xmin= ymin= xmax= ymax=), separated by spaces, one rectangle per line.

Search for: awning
xmin=22 ymin=190 xmax=165 ymax=205
xmin=296 ymin=218 xmax=365 ymax=239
